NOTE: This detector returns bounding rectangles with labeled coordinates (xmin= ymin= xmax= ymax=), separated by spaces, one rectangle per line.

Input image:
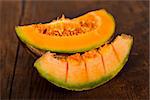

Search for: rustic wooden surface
xmin=0 ymin=0 xmax=149 ymax=99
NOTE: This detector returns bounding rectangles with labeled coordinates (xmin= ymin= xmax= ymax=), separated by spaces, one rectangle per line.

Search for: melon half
xmin=34 ymin=34 xmax=133 ymax=91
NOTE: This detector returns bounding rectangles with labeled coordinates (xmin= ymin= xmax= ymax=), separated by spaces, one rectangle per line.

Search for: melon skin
xmin=34 ymin=34 xmax=133 ymax=91
xmin=15 ymin=9 xmax=115 ymax=53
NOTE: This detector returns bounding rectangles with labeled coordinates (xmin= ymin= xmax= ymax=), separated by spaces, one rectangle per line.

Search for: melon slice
xmin=34 ymin=34 xmax=133 ymax=91
xmin=15 ymin=9 xmax=115 ymax=53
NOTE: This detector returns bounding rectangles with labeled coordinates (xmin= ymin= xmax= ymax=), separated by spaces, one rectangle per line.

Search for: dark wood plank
xmin=3 ymin=1 xmax=149 ymax=100
xmin=0 ymin=1 xmax=23 ymax=99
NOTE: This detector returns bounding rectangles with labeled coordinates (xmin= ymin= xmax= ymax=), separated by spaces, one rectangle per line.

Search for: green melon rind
xmin=15 ymin=27 xmax=31 ymax=47
xmin=34 ymin=40 xmax=133 ymax=91
xmin=15 ymin=13 xmax=115 ymax=53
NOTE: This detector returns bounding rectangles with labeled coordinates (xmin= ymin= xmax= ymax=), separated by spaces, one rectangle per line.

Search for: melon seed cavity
xmin=33 ymin=19 xmax=97 ymax=36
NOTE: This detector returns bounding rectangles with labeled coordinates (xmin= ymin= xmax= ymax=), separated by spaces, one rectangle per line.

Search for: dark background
xmin=0 ymin=0 xmax=149 ymax=99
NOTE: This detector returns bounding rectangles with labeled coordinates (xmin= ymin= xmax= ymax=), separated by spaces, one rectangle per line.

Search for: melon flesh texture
xmin=15 ymin=9 xmax=115 ymax=53
xmin=67 ymin=54 xmax=88 ymax=87
xmin=82 ymin=50 xmax=105 ymax=82
xmin=99 ymin=44 xmax=120 ymax=74
xmin=34 ymin=53 xmax=67 ymax=85
xmin=112 ymin=34 xmax=133 ymax=61
xmin=34 ymin=34 xmax=133 ymax=91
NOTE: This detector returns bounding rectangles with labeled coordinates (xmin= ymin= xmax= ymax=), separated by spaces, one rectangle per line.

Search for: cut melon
xmin=34 ymin=34 xmax=133 ymax=91
xmin=15 ymin=9 xmax=115 ymax=53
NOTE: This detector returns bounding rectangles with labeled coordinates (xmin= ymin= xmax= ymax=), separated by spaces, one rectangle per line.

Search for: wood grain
xmin=0 ymin=1 xmax=22 ymax=99
xmin=0 ymin=0 xmax=149 ymax=100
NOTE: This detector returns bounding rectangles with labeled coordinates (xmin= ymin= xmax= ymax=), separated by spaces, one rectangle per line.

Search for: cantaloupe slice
xmin=15 ymin=9 xmax=115 ymax=53
xmin=34 ymin=34 xmax=133 ymax=91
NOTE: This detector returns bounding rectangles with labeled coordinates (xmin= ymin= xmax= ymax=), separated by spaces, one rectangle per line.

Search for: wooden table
xmin=0 ymin=1 xmax=149 ymax=99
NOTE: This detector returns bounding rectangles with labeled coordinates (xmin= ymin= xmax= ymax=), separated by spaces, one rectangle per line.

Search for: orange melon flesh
xmin=112 ymin=34 xmax=133 ymax=61
xmin=99 ymin=44 xmax=120 ymax=74
xmin=67 ymin=54 xmax=88 ymax=85
xmin=34 ymin=34 xmax=133 ymax=91
xmin=82 ymin=50 xmax=105 ymax=82
xmin=15 ymin=9 xmax=115 ymax=53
